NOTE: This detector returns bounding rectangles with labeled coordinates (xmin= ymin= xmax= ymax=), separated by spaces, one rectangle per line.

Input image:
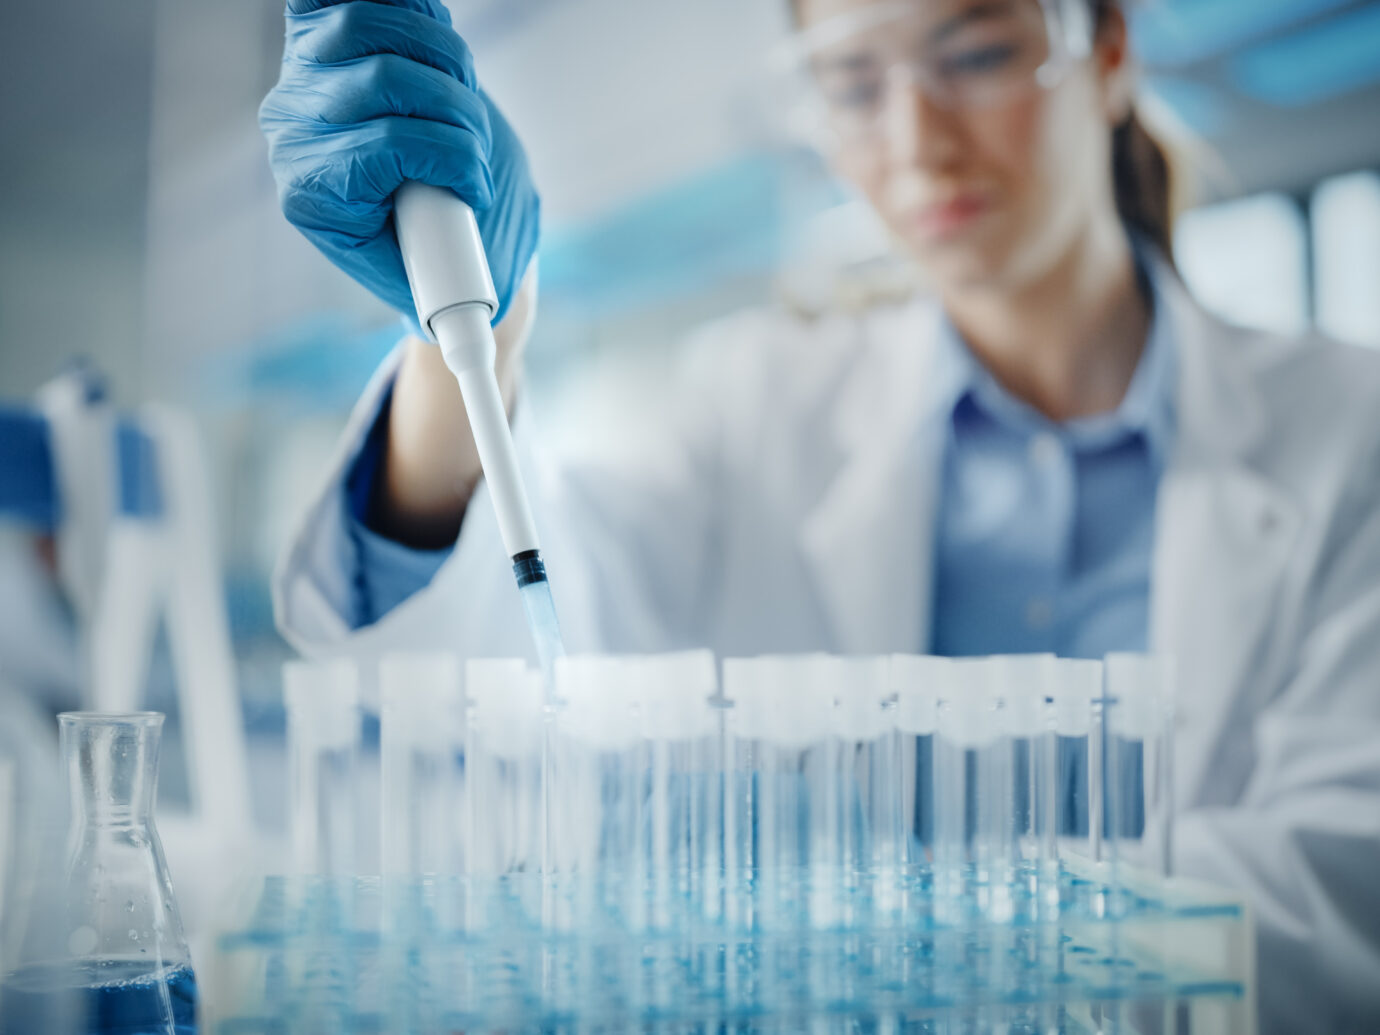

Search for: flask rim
xmin=58 ymin=711 xmax=164 ymax=727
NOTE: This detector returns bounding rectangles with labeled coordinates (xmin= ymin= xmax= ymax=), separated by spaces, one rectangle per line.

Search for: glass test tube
xmin=934 ymin=658 xmax=1013 ymax=922
xmin=630 ymin=651 xmax=720 ymax=925
xmin=890 ymin=655 xmax=948 ymax=872
xmin=1103 ymin=654 xmax=1176 ymax=881
xmin=551 ymin=656 xmax=641 ymax=880
xmin=283 ymin=658 xmax=360 ymax=1016
xmin=464 ymin=659 xmax=545 ymax=878
xmin=284 ymin=659 xmax=360 ymax=876
xmin=551 ymin=656 xmax=645 ymax=1016
xmin=379 ymin=652 xmax=464 ymax=878
xmin=625 ymin=651 xmax=719 ymax=1015
xmin=987 ymin=654 xmax=1058 ymax=890
xmin=721 ymin=655 xmax=834 ymax=928
xmin=1049 ymin=659 xmax=1104 ymax=869
xmin=830 ymin=657 xmax=897 ymax=879
xmin=377 ymin=653 xmax=462 ymax=1031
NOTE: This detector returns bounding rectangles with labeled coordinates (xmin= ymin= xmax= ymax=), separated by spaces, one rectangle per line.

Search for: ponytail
xmin=1111 ymin=108 xmax=1176 ymax=264
xmin=1098 ymin=0 xmax=1178 ymax=263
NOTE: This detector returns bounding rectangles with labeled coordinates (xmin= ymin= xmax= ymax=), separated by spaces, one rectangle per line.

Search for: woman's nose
xmin=881 ymin=71 xmax=964 ymax=172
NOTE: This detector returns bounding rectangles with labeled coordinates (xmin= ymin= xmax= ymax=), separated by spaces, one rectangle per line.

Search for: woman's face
xmin=795 ymin=0 xmax=1127 ymax=295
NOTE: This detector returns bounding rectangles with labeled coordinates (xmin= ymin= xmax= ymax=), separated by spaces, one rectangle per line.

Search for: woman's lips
xmin=913 ymin=194 xmax=991 ymax=240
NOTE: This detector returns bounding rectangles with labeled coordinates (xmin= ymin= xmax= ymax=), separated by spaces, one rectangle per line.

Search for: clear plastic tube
xmin=1103 ymin=654 xmax=1176 ymax=882
xmin=987 ymin=654 xmax=1057 ymax=901
xmin=890 ymin=655 xmax=949 ymax=873
xmin=619 ymin=651 xmax=719 ymax=1013
xmin=464 ymin=659 xmax=545 ymax=878
xmin=283 ymin=659 xmax=360 ymax=877
xmin=628 ymin=652 xmax=719 ymax=922
xmin=721 ymin=655 xmax=834 ymax=929
xmin=934 ymin=658 xmax=1013 ymax=923
xmin=282 ymin=657 xmax=360 ymax=1017
xmin=830 ymin=657 xmax=896 ymax=880
xmin=379 ymin=652 xmax=464 ymax=878
xmin=1049 ymin=658 xmax=1104 ymax=868
xmin=551 ymin=656 xmax=641 ymax=879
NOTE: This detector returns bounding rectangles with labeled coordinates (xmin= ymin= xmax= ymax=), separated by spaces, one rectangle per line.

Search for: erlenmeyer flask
xmin=0 ymin=712 xmax=197 ymax=1034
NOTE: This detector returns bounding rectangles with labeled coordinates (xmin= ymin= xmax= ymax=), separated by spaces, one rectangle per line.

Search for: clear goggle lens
xmin=775 ymin=0 xmax=1093 ymax=144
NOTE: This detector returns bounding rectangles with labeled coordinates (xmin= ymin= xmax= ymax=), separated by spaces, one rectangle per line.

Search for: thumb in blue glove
xmin=259 ymin=0 xmax=541 ymax=328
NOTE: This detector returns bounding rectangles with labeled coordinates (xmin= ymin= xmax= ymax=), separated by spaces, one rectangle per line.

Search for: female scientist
xmin=260 ymin=0 xmax=1380 ymax=1028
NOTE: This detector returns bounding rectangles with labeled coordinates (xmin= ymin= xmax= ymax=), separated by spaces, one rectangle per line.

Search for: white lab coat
xmin=276 ymin=260 xmax=1380 ymax=1031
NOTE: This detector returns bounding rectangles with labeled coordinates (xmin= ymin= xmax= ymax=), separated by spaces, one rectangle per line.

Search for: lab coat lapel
xmin=1150 ymin=268 xmax=1301 ymax=806
xmin=799 ymin=301 xmax=949 ymax=654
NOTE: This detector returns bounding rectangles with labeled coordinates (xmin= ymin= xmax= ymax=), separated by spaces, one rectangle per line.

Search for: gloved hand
xmin=259 ymin=0 xmax=540 ymax=328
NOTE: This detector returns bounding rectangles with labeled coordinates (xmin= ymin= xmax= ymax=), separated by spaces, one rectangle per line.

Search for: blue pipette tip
xmin=514 ymin=550 xmax=566 ymax=685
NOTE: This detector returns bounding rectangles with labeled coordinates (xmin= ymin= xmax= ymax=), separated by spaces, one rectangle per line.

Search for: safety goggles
xmin=773 ymin=0 xmax=1095 ymax=146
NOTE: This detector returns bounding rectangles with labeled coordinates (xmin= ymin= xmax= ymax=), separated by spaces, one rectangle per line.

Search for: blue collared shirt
xmin=928 ymin=271 xmax=1175 ymax=659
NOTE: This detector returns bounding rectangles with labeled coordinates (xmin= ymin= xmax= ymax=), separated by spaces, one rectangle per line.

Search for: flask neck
xmin=60 ymin=712 xmax=164 ymax=826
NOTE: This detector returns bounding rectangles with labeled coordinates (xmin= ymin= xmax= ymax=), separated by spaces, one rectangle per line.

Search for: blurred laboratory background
xmin=3 ymin=0 xmax=1380 ymax=832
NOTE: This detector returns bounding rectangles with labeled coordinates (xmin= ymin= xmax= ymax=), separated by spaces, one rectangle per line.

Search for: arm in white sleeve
xmin=1174 ymin=454 xmax=1380 ymax=1033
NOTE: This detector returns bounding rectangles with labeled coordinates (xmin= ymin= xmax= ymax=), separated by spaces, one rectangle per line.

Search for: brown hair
xmin=787 ymin=0 xmax=1178 ymax=259
xmin=1092 ymin=0 xmax=1176 ymax=259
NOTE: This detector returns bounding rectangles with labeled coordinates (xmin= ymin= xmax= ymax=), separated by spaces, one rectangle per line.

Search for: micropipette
xmin=393 ymin=183 xmax=565 ymax=680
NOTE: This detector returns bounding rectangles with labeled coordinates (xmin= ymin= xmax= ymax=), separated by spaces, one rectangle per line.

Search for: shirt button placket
xmin=1024 ymin=431 xmax=1070 ymax=648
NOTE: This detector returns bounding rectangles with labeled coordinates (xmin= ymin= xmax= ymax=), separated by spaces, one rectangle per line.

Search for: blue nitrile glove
xmin=259 ymin=0 xmax=540 ymax=327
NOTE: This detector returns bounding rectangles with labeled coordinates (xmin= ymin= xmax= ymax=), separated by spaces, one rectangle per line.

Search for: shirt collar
xmin=926 ymin=244 xmax=1177 ymax=467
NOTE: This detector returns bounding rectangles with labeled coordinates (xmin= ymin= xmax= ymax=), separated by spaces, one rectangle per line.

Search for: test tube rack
xmin=235 ymin=651 xmax=1251 ymax=1032
xmin=205 ymin=862 xmax=1251 ymax=1033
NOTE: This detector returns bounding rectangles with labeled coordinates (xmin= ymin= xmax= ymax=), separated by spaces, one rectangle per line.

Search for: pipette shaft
xmin=393 ymin=182 xmax=565 ymax=679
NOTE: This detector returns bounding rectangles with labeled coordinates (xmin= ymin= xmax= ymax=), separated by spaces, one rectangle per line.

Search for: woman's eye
xmin=825 ymin=78 xmax=885 ymax=111
xmin=939 ymin=43 xmax=1019 ymax=77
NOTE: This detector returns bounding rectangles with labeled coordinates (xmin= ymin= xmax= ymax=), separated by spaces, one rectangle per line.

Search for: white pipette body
xmin=393 ymin=181 xmax=540 ymax=560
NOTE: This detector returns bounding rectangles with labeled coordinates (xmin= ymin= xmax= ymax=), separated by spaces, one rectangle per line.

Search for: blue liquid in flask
xmin=0 ymin=958 xmax=198 ymax=1034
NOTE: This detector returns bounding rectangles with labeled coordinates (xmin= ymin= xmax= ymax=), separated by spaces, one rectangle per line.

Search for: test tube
xmin=830 ymin=657 xmax=897 ymax=880
xmin=284 ymin=658 xmax=360 ymax=876
xmin=890 ymin=655 xmax=949 ymax=872
xmin=630 ymin=651 xmax=720 ymax=924
xmin=624 ymin=651 xmax=718 ymax=1014
xmin=379 ymin=652 xmax=464 ymax=878
xmin=987 ymin=654 xmax=1058 ymax=896
xmin=551 ymin=656 xmax=641 ymax=880
xmin=283 ymin=657 xmax=360 ymax=1013
xmin=1103 ymin=654 xmax=1176 ymax=880
xmin=721 ymin=655 xmax=834 ymax=929
xmin=1049 ymin=658 xmax=1104 ymax=869
xmin=463 ymin=659 xmax=545 ymax=878
xmin=550 ymin=656 xmax=645 ymax=1016
xmin=933 ymin=658 xmax=1013 ymax=923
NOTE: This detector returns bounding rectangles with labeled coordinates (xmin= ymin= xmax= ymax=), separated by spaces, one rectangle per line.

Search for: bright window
xmin=1174 ymin=192 xmax=1310 ymax=336
xmin=1313 ymin=171 xmax=1380 ymax=349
